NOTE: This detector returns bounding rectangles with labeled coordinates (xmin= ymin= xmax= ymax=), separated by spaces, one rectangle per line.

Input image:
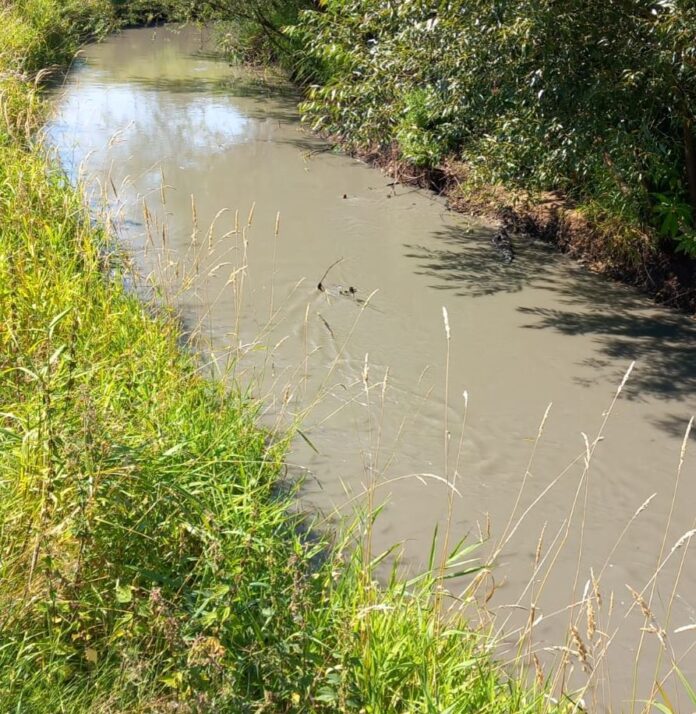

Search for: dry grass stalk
xmin=627 ymin=585 xmax=667 ymax=649
xmin=570 ymin=625 xmax=592 ymax=674
xmin=533 ymin=652 xmax=545 ymax=689
xmin=586 ymin=598 xmax=596 ymax=643
xmin=535 ymin=522 xmax=547 ymax=569
xmin=590 ymin=568 xmax=601 ymax=609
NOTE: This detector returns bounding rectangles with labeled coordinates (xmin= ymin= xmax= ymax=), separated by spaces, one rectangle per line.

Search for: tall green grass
xmin=0 ymin=4 xmax=568 ymax=713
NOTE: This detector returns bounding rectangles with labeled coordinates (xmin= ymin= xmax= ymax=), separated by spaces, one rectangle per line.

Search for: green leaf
xmin=316 ymin=687 xmax=338 ymax=703
xmin=115 ymin=583 xmax=133 ymax=604
xmin=675 ymin=667 xmax=696 ymax=706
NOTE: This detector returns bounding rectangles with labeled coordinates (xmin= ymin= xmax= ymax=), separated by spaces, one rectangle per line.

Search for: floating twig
xmin=317 ymin=257 xmax=344 ymax=292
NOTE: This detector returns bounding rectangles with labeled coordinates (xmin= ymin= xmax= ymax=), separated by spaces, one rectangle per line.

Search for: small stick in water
xmin=318 ymin=313 xmax=335 ymax=339
xmin=317 ymin=257 xmax=344 ymax=292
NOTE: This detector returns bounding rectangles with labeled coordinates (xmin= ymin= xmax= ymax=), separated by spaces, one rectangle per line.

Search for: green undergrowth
xmin=288 ymin=0 xmax=696 ymax=264
xmin=0 ymin=3 xmax=567 ymax=712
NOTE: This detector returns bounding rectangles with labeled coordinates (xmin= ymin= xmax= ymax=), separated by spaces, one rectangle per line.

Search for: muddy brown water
xmin=47 ymin=25 xmax=696 ymax=710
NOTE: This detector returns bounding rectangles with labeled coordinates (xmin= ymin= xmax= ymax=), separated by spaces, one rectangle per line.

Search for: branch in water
xmin=317 ymin=257 xmax=344 ymax=291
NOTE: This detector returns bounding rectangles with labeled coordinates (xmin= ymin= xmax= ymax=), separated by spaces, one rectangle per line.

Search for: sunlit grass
xmin=0 ymin=143 xmax=560 ymax=712
xmin=0 ymin=4 xmax=571 ymax=712
xmin=5 ymin=3 xmax=696 ymax=711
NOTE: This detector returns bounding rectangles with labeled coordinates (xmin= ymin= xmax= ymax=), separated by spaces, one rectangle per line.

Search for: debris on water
xmin=318 ymin=313 xmax=335 ymax=338
xmin=317 ymin=257 xmax=344 ymax=292
xmin=316 ymin=258 xmax=359 ymax=301
xmin=318 ymin=283 xmax=358 ymax=299
xmin=491 ymin=227 xmax=515 ymax=263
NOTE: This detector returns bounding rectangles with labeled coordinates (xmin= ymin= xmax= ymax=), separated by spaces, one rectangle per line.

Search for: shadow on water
xmin=121 ymin=73 xmax=301 ymax=122
xmin=406 ymin=224 xmax=696 ymax=431
xmin=126 ymin=73 xmax=296 ymax=99
xmin=404 ymin=223 xmax=560 ymax=297
xmin=518 ymin=300 xmax=696 ymax=405
xmin=513 ymin=253 xmax=696 ymax=409
xmin=126 ymin=74 xmax=331 ymax=152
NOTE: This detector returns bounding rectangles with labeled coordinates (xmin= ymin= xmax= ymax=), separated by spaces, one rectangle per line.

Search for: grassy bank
xmin=0 ymin=4 xmax=569 ymax=712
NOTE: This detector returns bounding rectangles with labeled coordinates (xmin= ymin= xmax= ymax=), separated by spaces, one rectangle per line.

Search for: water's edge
xmin=46 ymin=25 xmax=696 ymax=705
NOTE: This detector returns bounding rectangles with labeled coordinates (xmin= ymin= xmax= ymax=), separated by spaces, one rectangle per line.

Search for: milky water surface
xmin=46 ymin=26 xmax=696 ymax=709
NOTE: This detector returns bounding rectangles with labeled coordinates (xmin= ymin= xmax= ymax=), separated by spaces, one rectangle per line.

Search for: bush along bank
xmin=286 ymin=0 xmax=696 ymax=314
xmin=0 ymin=4 xmax=571 ymax=713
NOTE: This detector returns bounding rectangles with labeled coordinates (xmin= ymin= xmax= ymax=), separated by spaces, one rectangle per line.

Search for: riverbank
xmin=321 ymin=145 xmax=696 ymax=315
xmin=285 ymin=1 xmax=696 ymax=317
xmin=0 ymin=6 xmax=568 ymax=713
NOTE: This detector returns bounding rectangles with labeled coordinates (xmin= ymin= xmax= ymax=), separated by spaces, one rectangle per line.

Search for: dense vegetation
xmin=0 ymin=2 xmax=566 ymax=711
xmin=285 ymin=0 xmax=696 ymax=263
xmin=155 ymin=0 xmax=696 ymax=289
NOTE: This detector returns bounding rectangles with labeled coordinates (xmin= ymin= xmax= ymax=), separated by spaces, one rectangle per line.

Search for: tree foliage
xmin=150 ymin=0 xmax=315 ymax=64
xmin=290 ymin=0 xmax=696 ymax=253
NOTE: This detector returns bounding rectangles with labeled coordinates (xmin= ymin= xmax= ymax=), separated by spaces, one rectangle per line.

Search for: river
xmin=46 ymin=25 xmax=696 ymax=710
